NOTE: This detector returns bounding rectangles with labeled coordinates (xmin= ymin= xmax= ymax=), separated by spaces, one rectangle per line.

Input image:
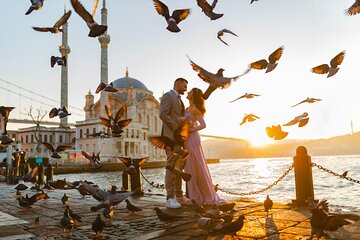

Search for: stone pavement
xmin=0 ymin=182 xmax=358 ymax=240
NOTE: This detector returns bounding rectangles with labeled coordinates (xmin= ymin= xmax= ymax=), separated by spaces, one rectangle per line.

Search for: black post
xmin=46 ymin=163 xmax=54 ymax=183
xmin=37 ymin=163 xmax=44 ymax=185
xmin=130 ymin=167 xmax=143 ymax=196
xmin=293 ymin=146 xmax=314 ymax=205
xmin=122 ymin=171 xmax=129 ymax=191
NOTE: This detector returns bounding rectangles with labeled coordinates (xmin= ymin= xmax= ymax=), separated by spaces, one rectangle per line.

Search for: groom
xmin=160 ymin=77 xmax=192 ymax=208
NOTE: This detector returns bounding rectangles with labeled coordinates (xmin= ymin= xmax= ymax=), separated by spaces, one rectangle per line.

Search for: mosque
xmin=13 ymin=0 xmax=166 ymax=163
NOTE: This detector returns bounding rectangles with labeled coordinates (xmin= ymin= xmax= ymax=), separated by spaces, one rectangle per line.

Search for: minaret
xmin=98 ymin=0 xmax=111 ymax=118
xmin=59 ymin=8 xmax=71 ymax=128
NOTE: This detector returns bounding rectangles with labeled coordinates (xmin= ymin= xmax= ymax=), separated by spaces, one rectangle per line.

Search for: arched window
xmin=154 ymin=116 xmax=158 ymax=132
xmin=138 ymin=113 xmax=142 ymax=123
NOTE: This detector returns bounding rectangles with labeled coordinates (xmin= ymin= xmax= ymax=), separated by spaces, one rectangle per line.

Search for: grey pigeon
xmin=197 ymin=0 xmax=223 ymax=20
xmin=51 ymin=56 xmax=66 ymax=68
xmin=66 ymin=205 xmax=82 ymax=222
xmin=49 ymin=106 xmax=71 ymax=119
xmin=100 ymin=105 xmax=132 ymax=136
xmin=82 ymin=151 xmax=102 ymax=170
xmin=92 ymin=214 xmax=105 ymax=237
xmin=154 ymin=207 xmax=184 ymax=221
xmin=95 ymin=82 xmax=117 ymax=93
xmin=32 ymin=10 xmax=71 ymax=34
xmin=153 ymin=0 xmax=190 ymax=33
xmin=61 ymin=208 xmax=76 ymax=234
xmin=25 ymin=0 xmax=44 ymax=15
xmin=41 ymin=142 xmax=71 ymax=159
xmin=215 ymin=215 xmax=245 ymax=237
xmin=125 ymin=199 xmax=142 ymax=213
xmin=217 ymin=29 xmax=238 ymax=46
xmin=71 ymin=0 xmax=107 ymax=37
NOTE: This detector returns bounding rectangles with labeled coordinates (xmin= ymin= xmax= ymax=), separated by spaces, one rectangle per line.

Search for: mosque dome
xmin=112 ymin=68 xmax=148 ymax=90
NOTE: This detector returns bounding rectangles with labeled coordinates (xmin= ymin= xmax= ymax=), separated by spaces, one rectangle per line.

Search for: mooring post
xmin=46 ymin=163 xmax=54 ymax=183
xmin=6 ymin=145 xmax=13 ymax=183
xmin=130 ymin=167 xmax=143 ymax=196
xmin=37 ymin=163 xmax=44 ymax=185
xmin=122 ymin=171 xmax=129 ymax=191
xmin=293 ymin=146 xmax=314 ymax=205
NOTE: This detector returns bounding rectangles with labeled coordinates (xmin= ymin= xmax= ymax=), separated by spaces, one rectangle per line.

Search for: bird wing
xmin=291 ymin=99 xmax=306 ymax=107
xmin=197 ymin=0 xmax=213 ymax=12
xmin=222 ymin=29 xmax=238 ymax=37
xmin=95 ymin=83 xmax=106 ymax=94
xmin=50 ymin=56 xmax=56 ymax=68
xmin=217 ymin=35 xmax=229 ymax=46
xmin=82 ymin=151 xmax=92 ymax=161
xmin=32 ymin=27 xmax=52 ymax=32
xmin=104 ymin=105 xmax=113 ymax=119
xmin=149 ymin=136 xmax=174 ymax=151
xmin=71 ymin=0 xmax=95 ymax=24
xmin=189 ymin=58 xmax=216 ymax=84
xmin=92 ymin=0 xmax=99 ymax=17
xmin=239 ymin=117 xmax=247 ymax=125
xmin=114 ymin=105 xmax=126 ymax=122
xmin=62 ymin=106 xmax=69 ymax=114
xmin=117 ymin=119 xmax=132 ymax=128
xmin=250 ymin=59 xmax=268 ymax=70
xmin=110 ymin=191 xmax=135 ymax=206
xmin=298 ymin=117 xmax=309 ymax=127
xmin=172 ymin=9 xmax=191 ymax=24
xmin=153 ymin=0 xmax=170 ymax=19
xmin=274 ymin=129 xmax=288 ymax=140
xmin=100 ymin=117 xmax=111 ymax=128
xmin=211 ymin=0 xmax=218 ymax=9
xmin=229 ymin=94 xmax=244 ymax=103
xmin=41 ymin=142 xmax=55 ymax=152
xmin=49 ymin=108 xmax=58 ymax=118
xmin=56 ymin=145 xmax=71 ymax=152
xmin=53 ymin=10 xmax=72 ymax=28
xmin=311 ymin=64 xmax=330 ymax=74
xmin=175 ymin=119 xmax=191 ymax=144
xmin=330 ymin=51 xmax=345 ymax=68
xmin=346 ymin=1 xmax=360 ymax=16
xmin=268 ymin=46 xmax=284 ymax=64
xmin=266 ymin=126 xmax=275 ymax=138
xmin=283 ymin=118 xmax=299 ymax=126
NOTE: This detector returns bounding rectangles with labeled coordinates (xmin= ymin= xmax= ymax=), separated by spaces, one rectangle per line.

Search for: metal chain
xmin=216 ymin=164 xmax=294 ymax=196
xmin=312 ymin=163 xmax=360 ymax=184
xmin=140 ymin=171 xmax=165 ymax=189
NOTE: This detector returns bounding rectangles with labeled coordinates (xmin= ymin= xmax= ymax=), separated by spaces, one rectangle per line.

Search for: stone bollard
xmin=37 ymin=163 xmax=44 ymax=185
xmin=293 ymin=146 xmax=314 ymax=205
xmin=46 ymin=163 xmax=54 ymax=183
xmin=130 ymin=167 xmax=143 ymax=196
xmin=122 ymin=171 xmax=130 ymax=191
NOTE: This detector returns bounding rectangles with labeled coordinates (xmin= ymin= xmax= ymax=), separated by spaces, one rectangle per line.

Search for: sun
xmin=246 ymin=134 xmax=272 ymax=147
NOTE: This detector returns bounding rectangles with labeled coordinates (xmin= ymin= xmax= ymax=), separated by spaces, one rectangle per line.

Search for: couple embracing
xmin=160 ymin=77 xmax=224 ymax=209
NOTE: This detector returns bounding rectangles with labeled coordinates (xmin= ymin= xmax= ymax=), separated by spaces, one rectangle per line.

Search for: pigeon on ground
xmin=217 ymin=29 xmax=238 ymax=46
xmin=0 ymin=106 xmax=15 ymax=145
xmin=85 ymin=131 xmax=109 ymax=139
xmin=341 ymin=171 xmax=348 ymax=178
xmin=217 ymin=202 xmax=236 ymax=212
xmin=264 ymin=195 xmax=273 ymax=217
xmin=25 ymin=0 xmax=44 ymax=15
xmin=310 ymin=200 xmax=360 ymax=239
xmin=71 ymin=0 xmax=108 ymax=37
xmin=17 ymin=191 xmax=49 ymax=208
xmin=215 ymin=215 xmax=245 ymax=237
xmin=154 ymin=207 xmax=184 ymax=221
xmin=49 ymin=106 xmax=71 ymax=119
xmin=16 ymin=166 xmax=38 ymax=183
xmin=229 ymin=93 xmax=260 ymax=103
xmin=188 ymin=56 xmax=240 ymax=100
xmin=15 ymin=183 xmax=28 ymax=191
xmin=195 ymin=214 xmax=217 ymax=236
xmin=191 ymin=199 xmax=207 ymax=214
xmin=346 ymin=0 xmax=360 ymax=16
xmin=291 ymin=97 xmax=322 ymax=107
xmin=66 ymin=205 xmax=82 ymax=222
xmin=266 ymin=125 xmax=288 ymax=140
xmin=196 ymin=0 xmax=223 ymax=20
xmin=32 ymin=10 xmax=71 ymax=34
xmin=311 ymin=51 xmax=345 ymax=78
xmin=100 ymin=105 xmax=132 ymax=136
xmin=153 ymin=0 xmax=190 ymax=33
xmin=92 ymin=214 xmax=105 ymax=237
xmin=95 ymin=82 xmax=118 ymax=93
xmin=82 ymin=151 xmax=102 ymax=170
xmin=41 ymin=142 xmax=71 ymax=159
xmin=283 ymin=112 xmax=309 ymax=127
xmin=240 ymin=114 xmax=260 ymax=126
xmin=103 ymin=207 xmax=114 ymax=222
xmin=125 ymin=199 xmax=142 ymax=213
xmin=51 ymin=56 xmax=67 ymax=68
xmin=242 ymin=46 xmax=284 ymax=76
xmin=62 ymin=193 xmax=68 ymax=205
xmin=61 ymin=207 xmax=76 ymax=234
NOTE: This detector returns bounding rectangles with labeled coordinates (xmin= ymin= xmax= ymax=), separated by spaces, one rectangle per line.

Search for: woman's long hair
xmin=192 ymin=88 xmax=206 ymax=116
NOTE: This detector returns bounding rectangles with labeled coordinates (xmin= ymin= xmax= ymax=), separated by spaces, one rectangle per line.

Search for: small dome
xmin=112 ymin=69 xmax=148 ymax=90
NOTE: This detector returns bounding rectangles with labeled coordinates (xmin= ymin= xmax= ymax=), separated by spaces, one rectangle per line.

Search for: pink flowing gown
xmin=184 ymin=111 xmax=224 ymax=205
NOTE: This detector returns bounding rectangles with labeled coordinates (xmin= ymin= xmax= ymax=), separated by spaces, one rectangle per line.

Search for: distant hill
xmin=202 ymin=132 xmax=360 ymax=159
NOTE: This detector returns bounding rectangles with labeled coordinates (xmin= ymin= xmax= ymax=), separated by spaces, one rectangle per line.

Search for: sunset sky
xmin=1 ymin=0 xmax=360 ymax=146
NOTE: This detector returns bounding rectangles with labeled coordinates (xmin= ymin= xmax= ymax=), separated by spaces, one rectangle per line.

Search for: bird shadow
xmin=265 ymin=216 xmax=280 ymax=240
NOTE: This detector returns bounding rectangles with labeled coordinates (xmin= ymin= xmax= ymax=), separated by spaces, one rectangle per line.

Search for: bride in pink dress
xmin=184 ymin=88 xmax=224 ymax=206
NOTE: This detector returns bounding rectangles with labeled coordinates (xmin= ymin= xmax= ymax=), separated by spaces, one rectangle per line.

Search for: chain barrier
xmin=312 ymin=162 xmax=360 ymax=184
xmin=216 ymin=164 xmax=294 ymax=196
xmin=140 ymin=171 xmax=165 ymax=190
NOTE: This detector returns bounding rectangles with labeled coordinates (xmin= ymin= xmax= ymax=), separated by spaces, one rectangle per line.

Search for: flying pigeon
xmin=51 ymin=56 xmax=67 ymax=68
xmin=153 ymin=0 xmax=190 ymax=33
xmin=240 ymin=114 xmax=260 ymax=126
xmin=311 ymin=51 xmax=345 ymax=78
xmin=92 ymin=214 xmax=105 ymax=237
xmin=100 ymin=105 xmax=132 ymax=136
xmin=229 ymin=93 xmax=260 ymax=103
xmin=283 ymin=112 xmax=309 ymax=127
xmin=0 ymin=106 xmax=15 ymax=145
xmin=345 ymin=0 xmax=360 ymax=16
xmin=291 ymin=97 xmax=322 ymax=107
xmin=266 ymin=125 xmax=288 ymax=140
xmin=32 ymin=10 xmax=71 ymax=34
xmin=217 ymin=29 xmax=238 ymax=46
xmin=95 ymin=82 xmax=118 ymax=93
xmin=242 ymin=46 xmax=284 ymax=76
xmin=49 ymin=106 xmax=71 ymax=119
xmin=196 ymin=0 xmax=223 ymax=20
xmin=71 ymin=0 xmax=108 ymax=37
xmin=85 ymin=131 xmax=109 ymax=139
xmin=264 ymin=195 xmax=273 ymax=217
xmin=82 ymin=151 xmax=102 ymax=170
xmin=25 ymin=0 xmax=44 ymax=15
xmin=188 ymin=56 xmax=240 ymax=100
xmin=41 ymin=142 xmax=71 ymax=159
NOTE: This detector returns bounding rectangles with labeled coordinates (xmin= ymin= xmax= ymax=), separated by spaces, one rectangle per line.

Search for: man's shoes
xmin=166 ymin=198 xmax=181 ymax=209
xmin=176 ymin=195 xmax=192 ymax=206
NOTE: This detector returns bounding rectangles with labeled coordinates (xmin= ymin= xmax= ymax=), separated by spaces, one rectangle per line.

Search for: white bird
xmin=217 ymin=29 xmax=238 ymax=46
xmin=283 ymin=112 xmax=309 ymax=127
xmin=311 ymin=51 xmax=345 ymax=78
xmin=291 ymin=97 xmax=322 ymax=107
xmin=229 ymin=93 xmax=260 ymax=103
